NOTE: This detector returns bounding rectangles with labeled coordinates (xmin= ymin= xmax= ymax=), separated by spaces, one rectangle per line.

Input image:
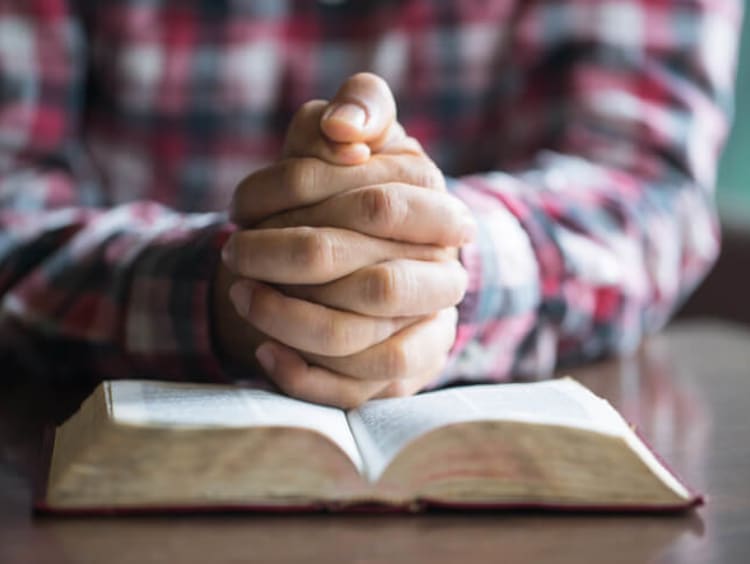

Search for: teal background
xmin=717 ymin=7 xmax=750 ymax=222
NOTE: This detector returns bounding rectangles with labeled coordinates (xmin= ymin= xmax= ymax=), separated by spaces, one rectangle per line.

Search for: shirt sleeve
xmin=0 ymin=1 xmax=235 ymax=385
xmin=437 ymin=0 xmax=743 ymax=385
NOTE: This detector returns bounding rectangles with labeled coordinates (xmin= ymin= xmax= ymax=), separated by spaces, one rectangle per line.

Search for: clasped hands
xmin=214 ymin=73 xmax=476 ymax=408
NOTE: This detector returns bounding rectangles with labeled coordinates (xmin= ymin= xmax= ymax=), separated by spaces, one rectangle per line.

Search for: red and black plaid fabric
xmin=0 ymin=0 xmax=742 ymax=385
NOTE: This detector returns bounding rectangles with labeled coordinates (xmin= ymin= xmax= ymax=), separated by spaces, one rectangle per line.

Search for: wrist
xmin=212 ymin=260 xmax=268 ymax=375
xmin=123 ymin=216 xmax=232 ymax=381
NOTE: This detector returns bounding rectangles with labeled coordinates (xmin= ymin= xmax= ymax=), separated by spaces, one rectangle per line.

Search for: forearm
xmin=440 ymin=157 xmax=718 ymax=385
xmin=437 ymin=0 xmax=742 ymax=386
xmin=0 ymin=195 xmax=239 ymax=384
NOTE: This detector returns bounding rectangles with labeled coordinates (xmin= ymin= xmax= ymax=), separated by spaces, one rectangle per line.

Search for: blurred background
xmin=717 ymin=7 xmax=750 ymax=224
xmin=680 ymin=7 xmax=749 ymax=323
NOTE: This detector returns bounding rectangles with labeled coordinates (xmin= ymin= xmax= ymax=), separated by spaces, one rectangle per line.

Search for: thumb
xmin=321 ymin=72 xmax=397 ymax=148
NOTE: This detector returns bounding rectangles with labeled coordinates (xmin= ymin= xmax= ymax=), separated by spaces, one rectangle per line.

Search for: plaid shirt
xmin=0 ymin=0 xmax=742 ymax=387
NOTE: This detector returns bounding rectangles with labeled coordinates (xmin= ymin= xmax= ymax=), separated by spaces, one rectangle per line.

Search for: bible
xmin=37 ymin=378 xmax=700 ymax=513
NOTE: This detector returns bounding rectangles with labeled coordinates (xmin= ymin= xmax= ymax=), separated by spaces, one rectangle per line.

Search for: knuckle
xmin=359 ymin=186 xmax=404 ymax=235
xmin=381 ymin=341 xmax=410 ymax=380
xmin=412 ymin=158 xmax=445 ymax=191
xmin=365 ymin=264 xmax=401 ymax=312
xmin=291 ymin=228 xmax=335 ymax=276
xmin=281 ymin=158 xmax=319 ymax=202
xmin=318 ymin=315 xmax=341 ymax=351
xmin=317 ymin=313 xmax=357 ymax=356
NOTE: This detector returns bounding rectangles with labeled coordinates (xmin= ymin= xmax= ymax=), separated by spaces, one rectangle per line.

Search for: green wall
xmin=718 ymin=7 xmax=750 ymax=222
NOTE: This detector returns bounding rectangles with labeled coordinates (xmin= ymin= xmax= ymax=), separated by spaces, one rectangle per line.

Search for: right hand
xmin=215 ymin=73 xmax=475 ymax=406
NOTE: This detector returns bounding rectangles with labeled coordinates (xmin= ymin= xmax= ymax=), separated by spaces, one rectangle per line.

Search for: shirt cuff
xmin=436 ymin=174 xmax=542 ymax=385
xmin=124 ymin=216 xmax=238 ymax=383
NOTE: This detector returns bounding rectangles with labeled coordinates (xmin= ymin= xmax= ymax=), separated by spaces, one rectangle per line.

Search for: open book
xmin=38 ymin=378 xmax=699 ymax=513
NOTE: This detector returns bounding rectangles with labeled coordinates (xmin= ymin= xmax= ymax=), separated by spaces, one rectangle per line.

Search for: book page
xmin=347 ymin=378 xmax=627 ymax=481
xmin=109 ymin=380 xmax=363 ymax=472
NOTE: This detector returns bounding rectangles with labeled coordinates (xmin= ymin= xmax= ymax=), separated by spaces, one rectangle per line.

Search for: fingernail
xmin=229 ymin=282 xmax=254 ymax=317
xmin=323 ymin=103 xmax=367 ymax=129
xmin=255 ymin=344 xmax=276 ymax=374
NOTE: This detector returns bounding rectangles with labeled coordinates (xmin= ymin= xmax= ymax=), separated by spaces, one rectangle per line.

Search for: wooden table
xmin=1 ymin=320 xmax=749 ymax=564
